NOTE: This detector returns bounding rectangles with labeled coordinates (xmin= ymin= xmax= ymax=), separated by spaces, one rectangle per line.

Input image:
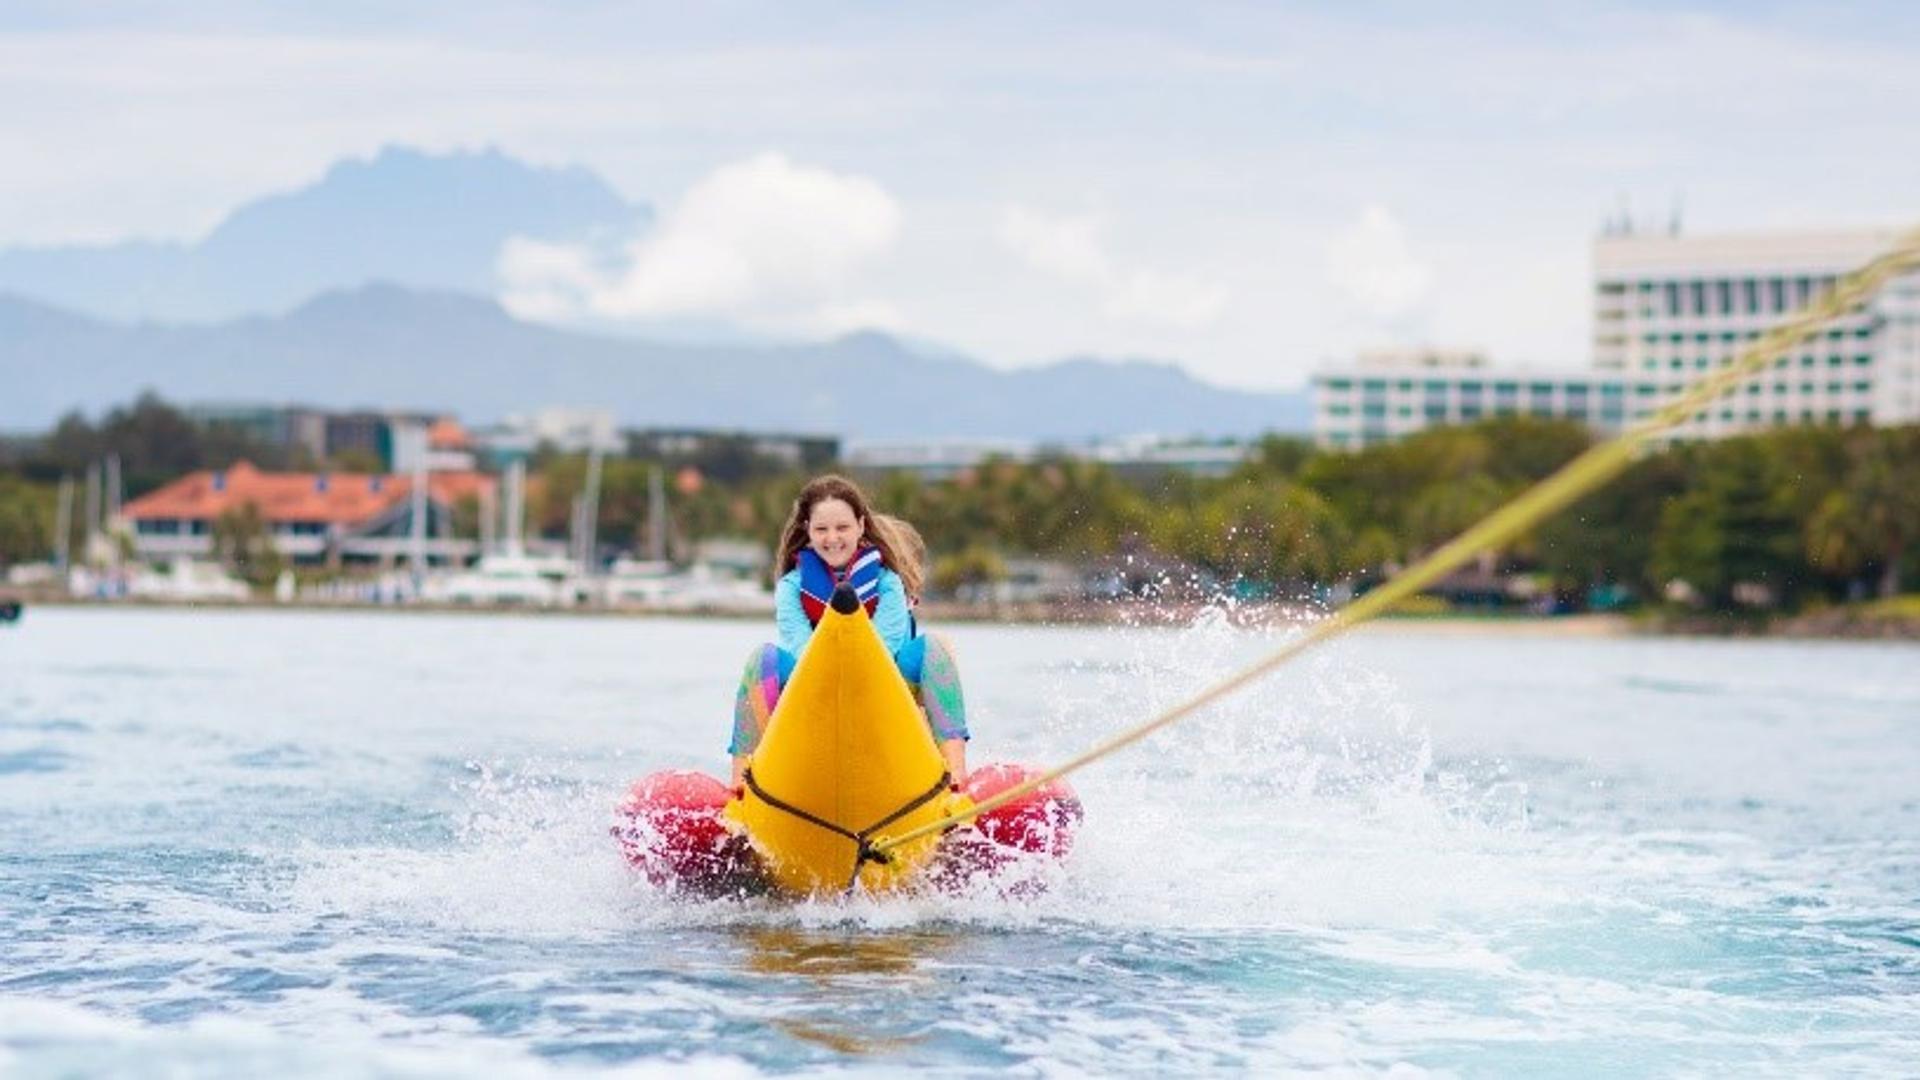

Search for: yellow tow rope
xmin=870 ymin=225 xmax=1920 ymax=859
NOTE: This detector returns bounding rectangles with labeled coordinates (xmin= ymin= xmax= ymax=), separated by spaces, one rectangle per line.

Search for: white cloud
xmin=997 ymin=207 xmax=1109 ymax=282
xmin=494 ymin=236 xmax=601 ymax=322
xmin=1325 ymin=205 xmax=1432 ymax=327
xmin=7 ymin=10 xmax=1920 ymax=387
xmin=996 ymin=205 xmax=1229 ymax=330
xmin=499 ymin=152 xmax=903 ymax=334
xmin=802 ymin=300 xmax=909 ymax=337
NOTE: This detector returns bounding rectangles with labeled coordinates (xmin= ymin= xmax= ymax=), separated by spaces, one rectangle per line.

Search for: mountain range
xmin=0 ymin=146 xmax=648 ymax=325
xmin=0 ymin=286 xmax=1309 ymax=439
xmin=0 ymin=145 xmax=1309 ymax=439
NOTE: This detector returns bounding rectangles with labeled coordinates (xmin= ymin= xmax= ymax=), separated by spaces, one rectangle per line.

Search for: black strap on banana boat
xmin=742 ymin=766 xmax=953 ymax=892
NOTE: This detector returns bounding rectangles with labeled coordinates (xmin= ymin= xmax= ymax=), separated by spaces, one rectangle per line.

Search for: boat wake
xmin=283 ymin=601 xmax=1548 ymax=938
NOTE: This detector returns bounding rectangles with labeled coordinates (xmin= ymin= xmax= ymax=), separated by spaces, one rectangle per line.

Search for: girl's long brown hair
xmin=774 ymin=475 xmax=922 ymax=596
xmin=871 ymin=513 xmax=925 ymax=601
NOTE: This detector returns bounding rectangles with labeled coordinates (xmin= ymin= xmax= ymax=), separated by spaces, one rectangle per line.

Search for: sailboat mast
xmin=579 ymin=447 xmax=604 ymax=575
xmin=83 ymin=463 xmax=101 ymax=565
xmin=504 ymin=459 xmax=526 ymax=557
xmin=104 ymin=454 xmax=122 ymax=569
xmin=105 ymin=453 xmax=122 ymax=520
xmin=408 ymin=423 xmax=429 ymax=583
xmin=53 ymin=475 xmax=74 ymax=571
xmin=647 ymin=465 xmax=667 ymax=563
xmin=478 ymin=483 xmax=496 ymax=557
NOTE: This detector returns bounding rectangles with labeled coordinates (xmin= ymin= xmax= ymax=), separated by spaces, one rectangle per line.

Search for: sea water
xmin=1 ymin=607 xmax=1916 ymax=1076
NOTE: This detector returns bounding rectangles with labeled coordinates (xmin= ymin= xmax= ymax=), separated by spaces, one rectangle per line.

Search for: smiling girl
xmin=728 ymin=474 xmax=969 ymax=788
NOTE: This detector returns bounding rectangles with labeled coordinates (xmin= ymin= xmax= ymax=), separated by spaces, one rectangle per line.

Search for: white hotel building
xmin=1315 ymin=227 xmax=1920 ymax=448
xmin=1313 ymin=349 xmax=1627 ymax=450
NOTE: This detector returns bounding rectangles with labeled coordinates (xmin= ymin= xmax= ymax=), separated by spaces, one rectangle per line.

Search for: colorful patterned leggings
xmin=728 ymin=633 xmax=969 ymax=756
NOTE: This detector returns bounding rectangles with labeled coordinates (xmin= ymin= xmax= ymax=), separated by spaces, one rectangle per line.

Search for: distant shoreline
xmin=8 ymin=593 xmax=1915 ymax=640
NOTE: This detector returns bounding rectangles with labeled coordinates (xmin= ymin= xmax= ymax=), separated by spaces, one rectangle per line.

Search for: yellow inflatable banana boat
xmin=614 ymin=585 xmax=1084 ymax=898
xmin=723 ymin=587 xmax=973 ymax=894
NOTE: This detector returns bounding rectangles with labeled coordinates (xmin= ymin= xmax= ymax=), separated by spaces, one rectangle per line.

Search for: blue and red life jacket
xmin=796 ymin=545 xmax=884 ymax=627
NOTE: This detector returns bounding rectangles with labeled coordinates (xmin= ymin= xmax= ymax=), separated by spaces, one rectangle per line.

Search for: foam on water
xmin=280 ymin=600 xmax=1551 ymax=942
xmin=0 ymin=998 xmax=769 ymax=1079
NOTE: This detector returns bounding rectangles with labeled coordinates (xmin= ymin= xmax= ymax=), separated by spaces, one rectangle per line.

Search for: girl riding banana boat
xmin=615 ymin=474 xmax=1082 ymax=897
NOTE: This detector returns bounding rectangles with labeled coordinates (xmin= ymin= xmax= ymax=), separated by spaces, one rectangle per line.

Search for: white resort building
xmin=1313 ymin=349 xmax=1628 ymax=450
xmin=1314 ymin=226 xmax=1920 ymax=449
xmin=1594 ymin=227 xmax=1920 ymax=438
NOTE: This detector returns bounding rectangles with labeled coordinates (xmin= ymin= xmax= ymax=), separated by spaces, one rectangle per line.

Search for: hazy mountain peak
xmin=0 ymin=292 xmax=107 ymax=337
xmin=210 ymin=144 xmax=639 ymax=243
xmin=281 ymin=281 xmax=514 ymax=325
xmin=0 ymin=146 xmax=651 ymax=324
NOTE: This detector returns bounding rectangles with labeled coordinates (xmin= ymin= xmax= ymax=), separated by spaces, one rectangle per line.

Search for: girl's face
xmin=806 ymin=497 xmax=865 ymax=568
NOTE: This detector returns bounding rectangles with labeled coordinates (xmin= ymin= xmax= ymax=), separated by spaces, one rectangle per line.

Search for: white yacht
xmin=600 ymin=558 xmax=679 ymax=607
xmin=124 ymin=561 xmax=251 ymax=602
xmin=425 ymin=552 xmax=590 ymax=607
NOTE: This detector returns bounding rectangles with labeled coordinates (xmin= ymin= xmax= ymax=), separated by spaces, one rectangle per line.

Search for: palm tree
xmin=1806 ymin=430 xmax=1920 ymax=598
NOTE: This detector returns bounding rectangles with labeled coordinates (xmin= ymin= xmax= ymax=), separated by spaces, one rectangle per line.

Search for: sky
xmin=4 ymin=2 xmax=1918 ymax=390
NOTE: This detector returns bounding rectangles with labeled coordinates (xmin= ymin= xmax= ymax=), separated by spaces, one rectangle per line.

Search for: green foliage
xmin=10 ymin=391 xmax=1914 ymax=617
xmin=0 ymin=474 xmax=56 ymax=565
xmin=871 ymin=456 xmax=1154 ymax=558
xmin=1534 ymin=453 xmax=1689 ymax=595
xmin=1151 ymin=479 xmax=1348 ymax=584
xmin=1240 ymin=435 xmax=1315 ymax=479
xmin=1651 ymin=438 xmax=1805 ymax=608
xmin=1295 ymin=417 xmax=1590 ymax=567
xmin=30 ymin=391 xmax=286 ymax=495
xmin=504 ymin=418 xmax=1910 ymax=616
xmin=529 ymin=455 xmax=810 ymax=563
xmin=932 ymin=545 xmax=1008 ymax=595
xmin=1799 ymin=427 xmax=1920 ymax=598
xmin=450 ymin=494 xmax=484 ymax=540
xmin=210 ymin=501 xmax=282 ymax=588
xmin=1404 ymin=473 xmax=1509 ymax=554
xmin=327 ymin=448 xmax=386 ymax=473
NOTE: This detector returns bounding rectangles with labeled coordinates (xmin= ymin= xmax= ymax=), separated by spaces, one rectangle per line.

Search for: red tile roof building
xmin=121 ymin=462 xmax=497 ymax=566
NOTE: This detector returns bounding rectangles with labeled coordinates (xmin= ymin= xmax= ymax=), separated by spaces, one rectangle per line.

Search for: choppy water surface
xmin=2 ymin=607 xmax=1917 ymax=1077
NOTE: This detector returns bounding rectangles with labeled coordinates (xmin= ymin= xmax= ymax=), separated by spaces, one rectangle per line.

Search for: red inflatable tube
xmin=611 ymin=770 xmax=761 ymax=898
xmin=957 ymin=763 xmax=1084 ymax=858
xmin=614 ymin=762 xmax=1082 ymax=896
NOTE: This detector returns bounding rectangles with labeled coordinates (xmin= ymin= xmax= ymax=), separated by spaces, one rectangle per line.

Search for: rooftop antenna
xmin=1668 ymin=191 xmax=1685 ymax=236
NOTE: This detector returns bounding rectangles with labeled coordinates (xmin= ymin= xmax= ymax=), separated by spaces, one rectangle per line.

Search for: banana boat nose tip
xmin=830 ymin=583 xmax=861 ymax=615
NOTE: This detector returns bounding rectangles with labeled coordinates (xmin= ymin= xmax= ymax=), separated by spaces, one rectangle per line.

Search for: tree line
xmin=526 ymin=415 xmax=1918 ymax=612
xmin=2 ymin=394 xmax=1915 ymax=612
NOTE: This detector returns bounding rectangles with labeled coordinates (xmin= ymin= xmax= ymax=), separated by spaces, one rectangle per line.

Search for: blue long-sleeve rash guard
xmin=775 ymin=566 xmax=912 ymax=656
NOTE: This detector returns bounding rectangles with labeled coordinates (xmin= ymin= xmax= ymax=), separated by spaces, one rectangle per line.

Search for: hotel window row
xmin=1664 ymin=275 xmax=1839 ymax=319
xmin=1601 ymin=275 xmax=1844 ymax=320
xmin=1315 ymin=374 xmax=1630 ymax=449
